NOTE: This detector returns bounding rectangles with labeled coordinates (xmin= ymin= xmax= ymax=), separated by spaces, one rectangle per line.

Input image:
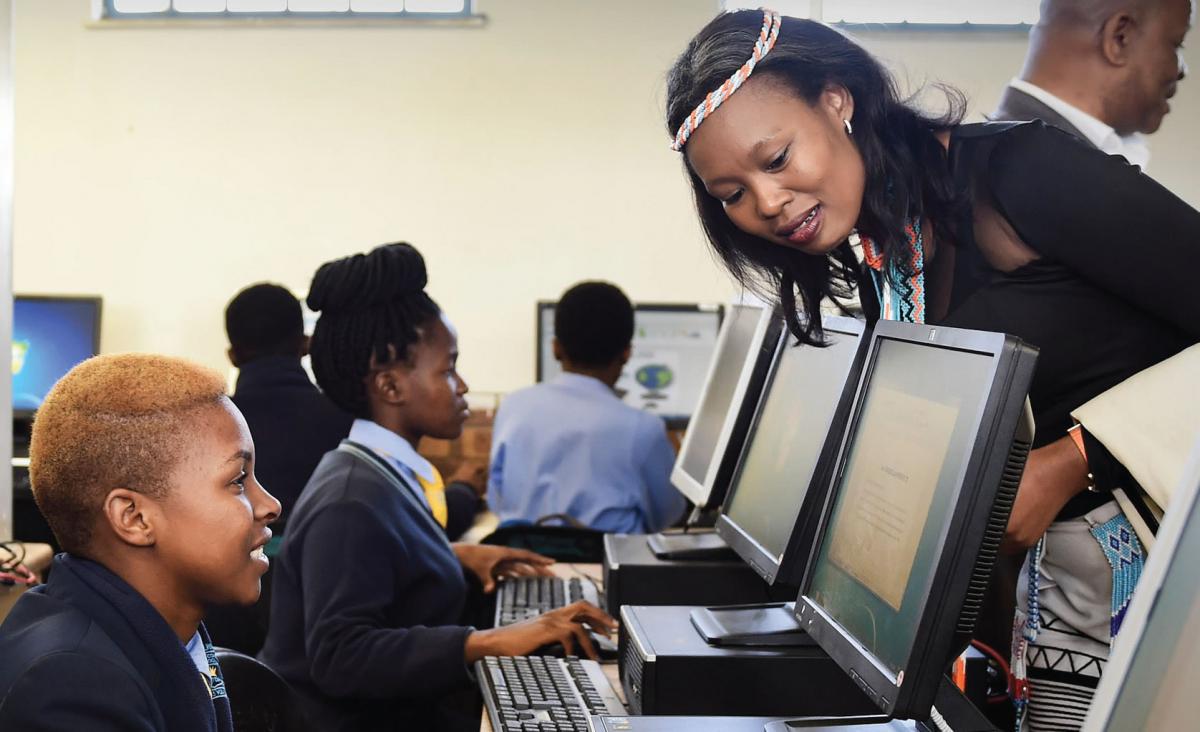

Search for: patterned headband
xmin=671 ymin=9 xmax=783 ymax=152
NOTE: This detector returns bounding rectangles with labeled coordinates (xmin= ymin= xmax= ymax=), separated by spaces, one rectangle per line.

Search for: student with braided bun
xmin=259 ymin=242 xmax=615 ymax=731
xmin=0 ymin=354 xmax=281 ymax=731
xmin=665 ymin=9 xmax=1197 ymax=728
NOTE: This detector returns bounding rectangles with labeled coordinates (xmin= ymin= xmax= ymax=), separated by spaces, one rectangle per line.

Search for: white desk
xmin=460 ymin=510 xmax=501 ymax=545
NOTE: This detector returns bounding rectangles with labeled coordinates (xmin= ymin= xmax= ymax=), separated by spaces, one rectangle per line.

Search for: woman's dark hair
xmin=306 ymin=242 xmax=441 ymax=418
xmin=666 ymin=11 xmax=966 ymax=344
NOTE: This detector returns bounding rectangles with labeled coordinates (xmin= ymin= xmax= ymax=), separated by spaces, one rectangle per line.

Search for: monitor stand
xmin=690 ymin=602 xmax=814 ymax=647
xmin=646 ymin=503 xmax=739 ymax=560
xmin=762 ymin=677 xmax=997 ymax=732
xmin=645 ymin=530 xmax=738 ymax=561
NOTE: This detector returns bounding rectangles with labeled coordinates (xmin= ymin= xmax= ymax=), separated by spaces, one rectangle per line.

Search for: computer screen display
xmin=718 ymin=319 xmax=865 ymax=584
xmin=675 ymin=305 xmax=763 ymax=484
xmin=670 ymin=303 xmax=780 ymax=508
xmin=795 ymin=322 xmax=1037 ymax=720
xmin=807 ymin=337 xmax=998 ymax=675
xmin=12 ymin=296 xmax=101 ymax=414
xmin=537 ymin=303 xmax=722 ymax=424
xmin=1086 ymin=444 xmax=1200 ymax=732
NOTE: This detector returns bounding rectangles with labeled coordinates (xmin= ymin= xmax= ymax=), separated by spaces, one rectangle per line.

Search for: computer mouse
xmin=591 ymin=632 xmax=620 ymax=661
xmin=536 ymin=632 xmax=619 ymax=661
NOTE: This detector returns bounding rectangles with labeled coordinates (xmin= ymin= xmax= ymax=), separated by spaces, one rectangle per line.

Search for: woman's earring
xmin=843 ymin=118 xmax=853 ymax=136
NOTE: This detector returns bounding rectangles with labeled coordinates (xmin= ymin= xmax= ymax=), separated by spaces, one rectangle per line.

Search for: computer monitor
xmin=1083 ymin=440 xmax=1200 ymax=732
xmin=536 ymin=302 xmax=723 ymax=428
xmin=794 ymin=320 xmax=1037 ymax=721
xmin=12 ymin=295 xmax=102 ymax=417
xmin=715 ymin=316 xmax=868 ymax=588
xmin=669 ymin=303 xmax=782 ymax=510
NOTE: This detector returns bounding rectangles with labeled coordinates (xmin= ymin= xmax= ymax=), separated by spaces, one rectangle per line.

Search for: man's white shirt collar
xmin=1009 ymin=79 xmax=1150 ymax=170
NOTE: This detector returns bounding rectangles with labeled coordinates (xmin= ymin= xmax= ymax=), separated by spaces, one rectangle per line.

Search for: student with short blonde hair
xmin=0 ymin=353 xmax=281 ymax=731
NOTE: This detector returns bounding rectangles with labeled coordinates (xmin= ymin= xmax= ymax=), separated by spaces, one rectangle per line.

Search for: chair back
xmin=481 ymin=521 xmax=606 ymax=562
xmin=215 ymin=647 xmax=307 ymax=732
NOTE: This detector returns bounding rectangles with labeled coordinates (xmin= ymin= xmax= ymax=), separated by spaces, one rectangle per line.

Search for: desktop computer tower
xmin=618 ymin=605 xmax=878 ymax=717
xmin=603 ymin=533 xmax=771 ymax=611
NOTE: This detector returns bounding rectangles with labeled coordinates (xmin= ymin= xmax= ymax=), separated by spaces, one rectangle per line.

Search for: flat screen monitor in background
xmin=669 ymin=303 xmax=782 ymax=512
xmin=790 ymin=320 xmax=1037 ymax=724
xmin=12 ymin=296 xmax=102 ymax=417
xmin=715 ymin=316 xmax=868 ymax=589
xmin=692 ymin=316 xmax=868 ymax=647
xmin=536 ymin=302 xmax=723 ymax=428
xmin=1083 ymin=440 xmax=1200 ymax=732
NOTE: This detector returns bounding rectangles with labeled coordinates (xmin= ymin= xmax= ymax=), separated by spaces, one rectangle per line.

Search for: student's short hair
xmin=29 ymin=353 xmax=228 ymax=555
xmin=554 ymin=281 xmax=635 ymax=368
xmin=306 ymin=242 xmax=441 ymax=419
xmin=225 ymin=283 xmax=305 ymax=363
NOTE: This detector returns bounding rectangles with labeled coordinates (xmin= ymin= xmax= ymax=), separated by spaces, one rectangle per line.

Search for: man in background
xmin=993 ymin=0 xmax=1190 ymax=167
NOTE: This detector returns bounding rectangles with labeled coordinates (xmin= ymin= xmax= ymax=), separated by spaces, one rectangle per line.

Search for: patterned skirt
xmin=1011 ymin=500 xmax=1145 ymax=731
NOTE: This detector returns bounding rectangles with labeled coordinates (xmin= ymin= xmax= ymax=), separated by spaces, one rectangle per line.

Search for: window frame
xmin=718 ymin=1 xmax=1038 ymax=29
xmin=96 ymin=0 xmax=479 ymax=22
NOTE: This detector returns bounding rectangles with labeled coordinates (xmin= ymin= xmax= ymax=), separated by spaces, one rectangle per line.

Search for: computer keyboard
xmin=477 ymin=654 xmax=625 ymax=732
xmin=494 ymin=575 xmax=604 ymax=627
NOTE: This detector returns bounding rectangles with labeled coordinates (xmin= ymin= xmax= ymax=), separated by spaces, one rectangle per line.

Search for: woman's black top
xmin=893 ymin=121 xmax=1200 ymax=519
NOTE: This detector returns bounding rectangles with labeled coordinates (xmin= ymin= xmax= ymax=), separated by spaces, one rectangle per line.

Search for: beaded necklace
xmin=853 ymin=217 xmax=927 ymax=324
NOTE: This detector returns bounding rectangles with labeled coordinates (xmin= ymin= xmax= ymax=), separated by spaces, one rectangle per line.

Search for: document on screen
xmin=828 ymin=386 xmax=958 ymax=610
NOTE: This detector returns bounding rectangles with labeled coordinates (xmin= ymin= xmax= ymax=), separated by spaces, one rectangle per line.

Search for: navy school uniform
xmin=259 ymin=438 xmax=481 ymax=732
xmin=0 ymin=554 xmax=234 ymax=732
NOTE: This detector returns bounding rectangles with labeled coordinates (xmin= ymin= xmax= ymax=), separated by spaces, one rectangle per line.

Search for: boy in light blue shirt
xmin=489 ymin=282 xmax=686 ymax=534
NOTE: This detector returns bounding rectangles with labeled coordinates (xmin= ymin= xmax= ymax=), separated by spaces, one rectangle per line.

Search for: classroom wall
xmin=12 ymin=1 xmax=1200 ymax=395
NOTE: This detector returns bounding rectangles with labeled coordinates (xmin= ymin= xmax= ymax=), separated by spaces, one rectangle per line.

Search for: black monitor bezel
xmin=793 ymin=320 xmax=1036 ymax=720
xmin=12 ymin=294 xmax=103 ymax=419
xmin=714 ymin=315 xmax=868 ymax=587
xmin=534 ymin=301 xmax=724 ymax=430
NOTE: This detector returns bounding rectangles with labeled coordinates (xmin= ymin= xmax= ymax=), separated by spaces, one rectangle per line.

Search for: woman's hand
xmin=1003 ymin=435 xmax=1090 ymax=552
xmin=452 ymin=544 xmax=555 ymax=593
xmin=464 ymin=601 xmax=617 ymax=663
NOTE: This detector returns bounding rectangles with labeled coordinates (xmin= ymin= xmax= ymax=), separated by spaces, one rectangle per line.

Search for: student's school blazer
xmin=0 ymin=554 xmax=233 ymax=732
xmin=259 ymin=443 xmax=479 ymax=732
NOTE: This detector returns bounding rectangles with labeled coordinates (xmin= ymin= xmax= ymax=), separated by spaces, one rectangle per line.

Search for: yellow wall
xmin=12 ymin=1 xmax=1200 ymax=393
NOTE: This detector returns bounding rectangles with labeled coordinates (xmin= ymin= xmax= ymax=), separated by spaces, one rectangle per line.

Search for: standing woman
xmin=664 ymin=9 xmax=1198 ymax=730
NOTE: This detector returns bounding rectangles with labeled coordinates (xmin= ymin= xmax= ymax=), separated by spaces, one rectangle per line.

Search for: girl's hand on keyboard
xmin=465 ymin=601 xmax=617 ymax=662
xmin=453 ymin=544 xmax=555 ymax=592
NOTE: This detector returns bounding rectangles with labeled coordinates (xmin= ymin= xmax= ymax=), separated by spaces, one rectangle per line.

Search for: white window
xmin=719 ymin=1 xmax=1040 ymax=26
xmin=102 ymin=0 xmax=471 ymax=19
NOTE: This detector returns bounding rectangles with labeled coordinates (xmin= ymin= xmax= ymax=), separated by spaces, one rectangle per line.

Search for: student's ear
xmin=551 ymin=338 xmax=564 ymax=363
xmin=619 ymin=345 xmax=632 ymax=367
xmin=1100 ymin=12 xmax=1136 ymax=66
xmin=369 ymin=365 xmax=409 ymax=406
xmin=101 ymin=488 xmax=158 ymax=548
xmin=299 ymin=335 xmax=311 ymax=359
xmin=226 ymin=347 xmax=240 ymax=369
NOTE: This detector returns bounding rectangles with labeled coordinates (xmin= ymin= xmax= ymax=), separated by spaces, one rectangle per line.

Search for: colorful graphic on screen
xmin=635 ymin=364 xmax=673 ymax=390
xmin=12 ymin=298 xmax=99 ymax=412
